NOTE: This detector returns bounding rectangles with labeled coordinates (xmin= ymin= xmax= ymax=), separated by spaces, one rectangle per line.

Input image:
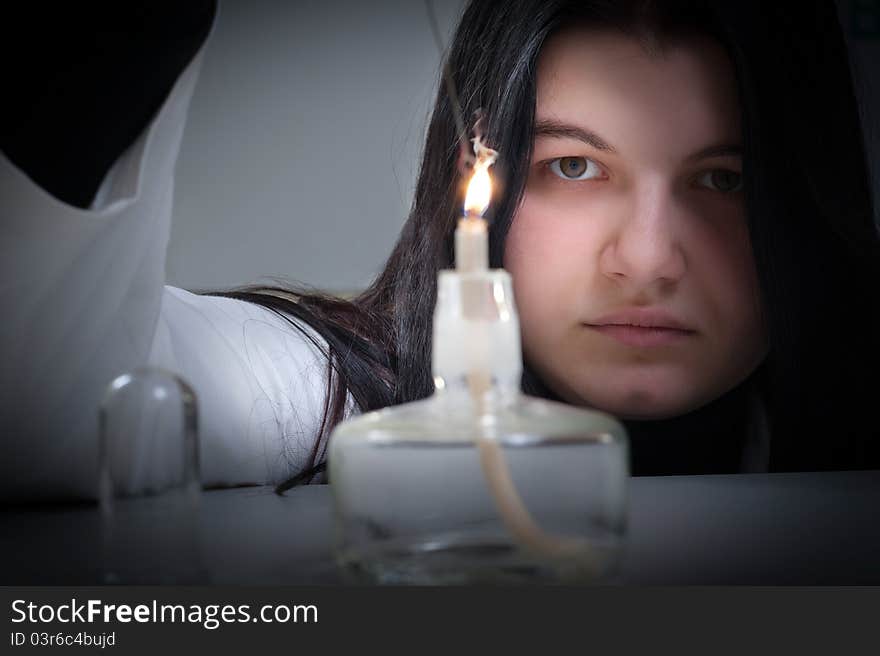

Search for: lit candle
xmin=456 ymin=138 xmax=497 ymax=404
xmin=455 ymin=138 xmax=497 ymax=273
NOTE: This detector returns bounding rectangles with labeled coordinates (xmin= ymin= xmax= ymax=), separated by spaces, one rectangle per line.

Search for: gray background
xmin=169 ymin=0 xmax=467 ymax=295
xmin=167 ymin=0 xmax=879 ymax=295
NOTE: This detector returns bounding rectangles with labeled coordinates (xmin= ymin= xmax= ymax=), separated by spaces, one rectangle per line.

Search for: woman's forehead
xmin=534 ymin=27 xmax=741 ymax=162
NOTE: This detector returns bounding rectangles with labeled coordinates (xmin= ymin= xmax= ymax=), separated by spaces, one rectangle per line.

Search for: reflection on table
xmin=2 ymin=470 xmax=879 ymax=585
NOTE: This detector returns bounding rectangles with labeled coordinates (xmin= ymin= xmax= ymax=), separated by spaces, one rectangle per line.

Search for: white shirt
xmin=1 ymin=48 xmax=353 ymax=500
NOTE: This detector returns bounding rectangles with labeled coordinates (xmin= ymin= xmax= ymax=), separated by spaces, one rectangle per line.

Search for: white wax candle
xmin=455 ymin=214 xmax=488 ymax=272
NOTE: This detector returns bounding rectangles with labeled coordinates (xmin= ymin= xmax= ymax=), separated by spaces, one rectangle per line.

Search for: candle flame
xmin=463 ymin=137 xmax=498 ymax=217
xmin=464 ymin=164 xmax=492 ymax=216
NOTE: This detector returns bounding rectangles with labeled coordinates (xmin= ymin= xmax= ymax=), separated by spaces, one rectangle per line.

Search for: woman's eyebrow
xmin=533 ymin=119 xmax=617 ymax=153
xmin=535 ymin=119 xmax=742 ymax=162
xmin=686 ymin=143 xmax=742 ymax=161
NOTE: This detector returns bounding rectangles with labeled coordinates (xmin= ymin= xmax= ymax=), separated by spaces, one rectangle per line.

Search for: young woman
xmin=2 ymin=0 xmax=878 ymax=499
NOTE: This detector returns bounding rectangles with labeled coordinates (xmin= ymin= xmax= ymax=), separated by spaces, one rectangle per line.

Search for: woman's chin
xmin=575 ymin=386 xmax=702 ymax=421
xmin=538 ymin=363 xmax=711 ymax=420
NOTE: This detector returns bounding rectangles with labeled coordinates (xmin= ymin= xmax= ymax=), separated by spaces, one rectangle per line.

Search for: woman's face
xmin=503 ymin=28 xmax=767 ymax=420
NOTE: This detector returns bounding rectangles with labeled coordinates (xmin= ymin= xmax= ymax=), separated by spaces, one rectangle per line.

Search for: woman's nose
xmin=598 ymin=185 xmax=687 ymax=291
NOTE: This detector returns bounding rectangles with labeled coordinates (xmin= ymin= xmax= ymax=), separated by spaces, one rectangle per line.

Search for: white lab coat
xmin=0 ymin=48 xmax=353 ymax=500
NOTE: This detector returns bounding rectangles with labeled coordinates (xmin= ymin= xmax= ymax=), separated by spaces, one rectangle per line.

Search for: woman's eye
xmin=548 ymin=156 xmax=604 ymax=181
xmin=698 ymin=169 xmax=743 ymax=193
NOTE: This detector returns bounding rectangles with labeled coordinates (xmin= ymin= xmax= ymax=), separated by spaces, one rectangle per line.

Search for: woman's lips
xmin=586 ymin=324 xmax=696 ymax=347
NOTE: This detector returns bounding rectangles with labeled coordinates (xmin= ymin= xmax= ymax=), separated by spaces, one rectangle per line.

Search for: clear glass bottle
xmin=328 ymin=270 xmax=629 ymax=584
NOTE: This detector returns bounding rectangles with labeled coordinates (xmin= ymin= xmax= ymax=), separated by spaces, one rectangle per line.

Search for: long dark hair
xmin=211 ymin=0 xmax=880 ymax=488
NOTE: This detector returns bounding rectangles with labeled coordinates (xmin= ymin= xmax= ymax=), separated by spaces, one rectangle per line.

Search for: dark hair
xmin=211 ymin=0 xmax=880 ymax=488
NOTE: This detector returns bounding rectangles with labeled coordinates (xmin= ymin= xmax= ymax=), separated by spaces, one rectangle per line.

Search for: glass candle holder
xmin=329 ymin=270 xmax=629 ymax=585
xmin=98 ymin=367 xmax=206 ymax=584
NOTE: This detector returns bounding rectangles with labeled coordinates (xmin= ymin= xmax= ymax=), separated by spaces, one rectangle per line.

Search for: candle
xmin=455 ymin=137 xmax=497 ymax=273
xmin=456 ymin=137 xmax=497 ymax=403
xmin=454 ymin=215 xmax=488 ymax=273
